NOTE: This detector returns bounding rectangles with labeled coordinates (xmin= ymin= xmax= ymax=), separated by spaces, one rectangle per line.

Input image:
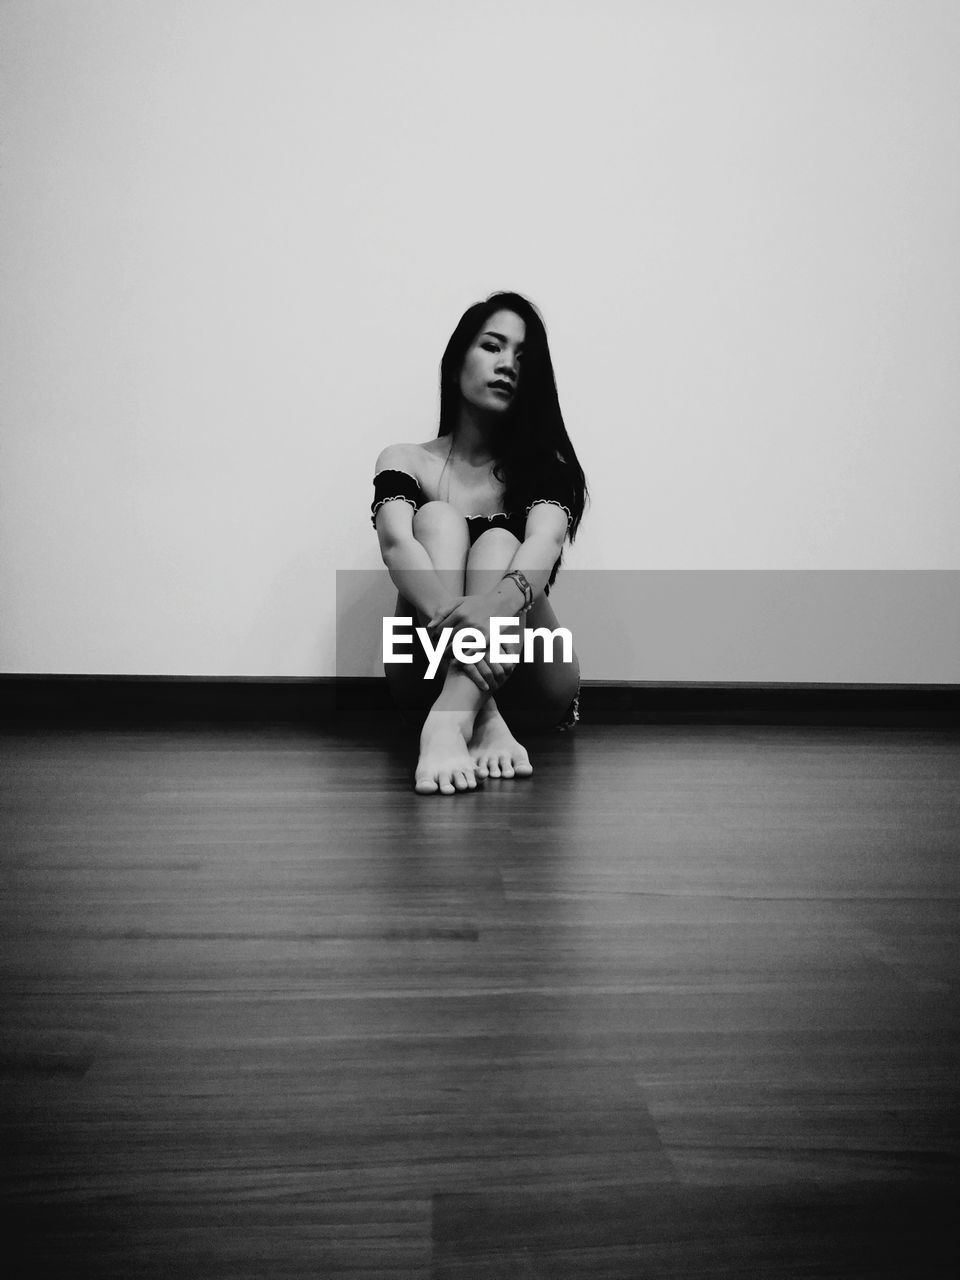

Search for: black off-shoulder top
xmin=371 ymin=462 xmax=575 ymax=587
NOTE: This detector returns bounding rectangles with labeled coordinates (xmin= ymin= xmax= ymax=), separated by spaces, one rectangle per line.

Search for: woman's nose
xmin=496 ymin=352 xmax=518 ymax=380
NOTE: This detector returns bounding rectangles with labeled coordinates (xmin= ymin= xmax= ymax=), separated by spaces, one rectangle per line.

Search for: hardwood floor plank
xmin=432 ymin=1180 xmax=954 ymax=1278
xmin=2 ymin=722 xmax=957 ymax=1277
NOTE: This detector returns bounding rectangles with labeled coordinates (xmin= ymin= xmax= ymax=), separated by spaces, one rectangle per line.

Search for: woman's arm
xmin=373 ymin=446 xmax=461 ymax=620
xmin=375 ymin=499 xmax=459 ymax=621
xmin=490 ymin=503 xmax=568 ymax=614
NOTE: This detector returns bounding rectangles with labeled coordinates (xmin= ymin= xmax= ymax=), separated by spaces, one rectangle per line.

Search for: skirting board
xmin=2 ymin=675 xmax=958 ymax=729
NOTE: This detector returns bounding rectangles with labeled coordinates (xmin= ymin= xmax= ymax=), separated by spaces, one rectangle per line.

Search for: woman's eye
xmin=482 ymin=343 xmax=499 ymax=353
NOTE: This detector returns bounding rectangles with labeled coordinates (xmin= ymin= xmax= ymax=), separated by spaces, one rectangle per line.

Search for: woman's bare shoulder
xmin=374 ymin=439 xmax=440 ymax=477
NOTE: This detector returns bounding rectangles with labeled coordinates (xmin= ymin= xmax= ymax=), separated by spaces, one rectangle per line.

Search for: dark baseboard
xmin=580 ymin=681 xmax=959 ymax=728
xmin=2 ymin=675 xmax=958 ymax=729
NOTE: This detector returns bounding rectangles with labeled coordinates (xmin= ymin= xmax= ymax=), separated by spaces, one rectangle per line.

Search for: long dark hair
xmin=437 ymin=291 xmax=587 ymax=540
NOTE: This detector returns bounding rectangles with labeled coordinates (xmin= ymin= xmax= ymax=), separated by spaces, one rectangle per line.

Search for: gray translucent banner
xmin=336 ymin=570 xmax=960 ymax=684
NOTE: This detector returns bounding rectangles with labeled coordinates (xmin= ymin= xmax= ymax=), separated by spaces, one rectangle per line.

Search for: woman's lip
xmin=489 ymin=384 xmax=513 ymax=395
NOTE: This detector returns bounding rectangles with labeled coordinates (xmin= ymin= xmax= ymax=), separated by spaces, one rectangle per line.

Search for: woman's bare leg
xmin=461 ymin=529 xmax=533 ymax=779
xmin=386 ymin=502 xmax=489 ymax=795
xmin=495 ymin=588 xmax=581 ymax=729
xmin=463 ymin=528 xmax=581 ymax=778
xmin=383 ymin=501 xmax=469 ymax=719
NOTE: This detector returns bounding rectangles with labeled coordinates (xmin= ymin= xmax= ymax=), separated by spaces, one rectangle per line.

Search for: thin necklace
xmin=437 ymin=437 xmax=455 ymax=503
xmin=438 ymin=437 xmax=497 ymax=506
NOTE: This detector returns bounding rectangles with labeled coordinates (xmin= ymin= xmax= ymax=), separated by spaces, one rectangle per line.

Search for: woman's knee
xmin=412 ymin=502 xmax=470 ymax=572
xmin=413 ymin=501 xmax=469 ymax=544
xmin=466 ymin=528 xmax=522 ymax=592
xmin=467 ymin=527 xmax=521 ymax=567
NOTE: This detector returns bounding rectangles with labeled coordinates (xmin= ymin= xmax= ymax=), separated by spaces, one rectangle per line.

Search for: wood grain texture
xmin=1 ymin=722 xmax=958 ymax=1277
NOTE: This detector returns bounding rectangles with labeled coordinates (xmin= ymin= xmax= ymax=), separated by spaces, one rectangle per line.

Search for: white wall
xmin=2 ymin=0 xmax=958 ymax=679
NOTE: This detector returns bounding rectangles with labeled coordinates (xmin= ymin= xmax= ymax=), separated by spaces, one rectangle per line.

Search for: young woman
xmin=371 ymin=292 xmax=587 ymax=795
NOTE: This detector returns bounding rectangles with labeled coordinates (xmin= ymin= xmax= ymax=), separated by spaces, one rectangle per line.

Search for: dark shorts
xmin=556 ymin=691 xmax=580 ymax=731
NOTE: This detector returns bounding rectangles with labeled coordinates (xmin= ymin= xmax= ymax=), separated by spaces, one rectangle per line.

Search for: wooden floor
xmin=1 ymin=719 xmax=958 ymax=1278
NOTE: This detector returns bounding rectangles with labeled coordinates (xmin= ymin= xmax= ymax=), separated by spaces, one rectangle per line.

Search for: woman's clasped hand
xmin=427 ymin=592 xmax=522 ymax=693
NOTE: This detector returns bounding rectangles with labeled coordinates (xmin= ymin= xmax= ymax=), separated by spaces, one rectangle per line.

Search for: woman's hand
xmin=428 ymin=593 xmax=518 ymax=694
xmin=427 ymin=592 xmax=497 ymax=639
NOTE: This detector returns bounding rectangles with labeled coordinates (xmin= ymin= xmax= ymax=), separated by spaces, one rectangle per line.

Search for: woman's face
xmin=459 ymin=309 xmax=526 ymax=414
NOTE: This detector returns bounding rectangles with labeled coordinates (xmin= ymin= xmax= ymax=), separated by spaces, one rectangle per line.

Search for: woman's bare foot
xmin=415 ymin=709 xmax=481 ymax=795
xmin=468 ymin=704 xmax=533 ymax=780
